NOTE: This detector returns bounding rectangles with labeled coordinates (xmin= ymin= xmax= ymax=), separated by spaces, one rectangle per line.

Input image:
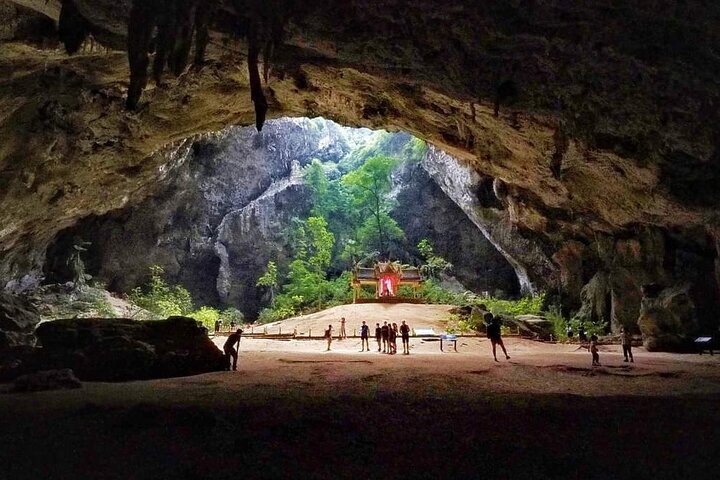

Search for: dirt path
xmin=255 ymin=303 xmax=456 ymax=336
xmin=1 ymin=338 xmax=719 ymax=479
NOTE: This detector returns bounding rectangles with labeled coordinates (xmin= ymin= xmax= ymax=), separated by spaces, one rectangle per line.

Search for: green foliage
xmin=481 ymin=293 xmax=546 ymax=317
xmin=342 ymin=155 xmax=404 ymax=256
xmin=547 ymin=304 xmax=608 ymax=341
xmin=91 ymin=294 xmax=116 ymax=318
xmin=417 ymin=279 xmax=463 ymax=304
xmin=191 ymin=306 xmax=221 ymax=330
xmin=569 ymin=316 xmax=608 ymax=338
xmin=220 ymin=307 xmax=244 ymax=325
xmin=256 ymin=261 xmax=278 ymax=289
xmin=256 ymin=261 xmax=279 ymax=305
xmin=129 ymin=265 xmax=193 ymax=319
xmin=547 ymin=304 xmax=568 ymax=341
xmin=417 ymin=239 xmax=453 ymax=279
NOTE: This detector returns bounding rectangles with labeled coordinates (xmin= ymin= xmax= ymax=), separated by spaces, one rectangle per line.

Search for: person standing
xmin=485 ymin=312 xmax=510 ymax=362
xmin=389 ymin=323 xmax=398 ymax=355
xmin=400 ymin=320 xmax=410 ymax=354
xmin=620 ymin=327 xmax=634 ymax=362
xmin=325 ymin=324 xmax=333 ymax=351
xmin=381 ymin=322 xmax=390 ymax=353
xmin=223 ymin=328 xmax=243 ymax=371
xmin=360 ymin=321 xmax=370 ymax=352
xmin=339 ymin=317 xmax=347 ymax=340
xmin=589 ymin=334 xmax=600 ymax=366
xmin=375 ymin=323 xmax=382 ymax=352
xmin=214 ymin=319 xmax=221 ymax=334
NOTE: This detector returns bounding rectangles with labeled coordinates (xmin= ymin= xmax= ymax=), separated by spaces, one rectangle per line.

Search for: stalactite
xmin=126 ymin=1 xmax=160 ymax=110
xmin=247 ymin=22 xmax=268 ymax=132
xmin=125 ymin=0 xmax=292 ymax=119
xmin=193 ymin=1 xmax=218 ymax=66
xmin=170 ymin=0 xmax=201 ymax=76
xmin=58 ymin=0 xmax=89 ymax=55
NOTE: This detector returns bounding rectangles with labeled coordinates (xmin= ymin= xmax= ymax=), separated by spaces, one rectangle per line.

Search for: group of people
xmin=214 ymin=319 xmax=239 ymax=333
xmin=224 ymin=309 xmax=636 ymax=371
xmin=324 ymin=318 xmax=411 ymax=354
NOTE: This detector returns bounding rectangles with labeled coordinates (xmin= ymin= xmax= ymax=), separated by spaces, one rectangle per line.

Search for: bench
xmin=440 ymin=334 xmax=458 ymax=352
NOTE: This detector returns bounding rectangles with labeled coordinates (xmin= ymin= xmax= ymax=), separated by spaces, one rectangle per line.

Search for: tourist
xmin=224 ymin=328 xmax=243 ymax=371
xmin=230 ymin=319 xmax=236 ymax=331
xmin=214 ymin=319 xmax=221 ymax=334
xmin=381 ymin=322 xmax=389 ymax=353
xmin=359 ymin=321 xmax=370 ymax=351
xmin=589 ymin=334 xmax=600 ymax=366
xmin=325 ymin=324 xmax=333 ymax=351
xmin=339 ymin=317 xmax=347 ymax=340
xmin=400 ymin=320 xmax=410 ymax=354
xmin=620 ymin=327 xmax=634 ymax=362
xmin=389 ymin=323 xmax=398 ymax=354
xmin=485 ymin=312 xmax=510 ymax=362
xmin=578 ymin=323 xmax=587 ymax=342
xmin=375 ymin=323 xmax=382 ymax=352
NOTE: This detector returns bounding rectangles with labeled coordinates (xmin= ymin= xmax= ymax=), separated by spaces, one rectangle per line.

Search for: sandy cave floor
xmin=1 ymin=337 xmax=720 ymax=479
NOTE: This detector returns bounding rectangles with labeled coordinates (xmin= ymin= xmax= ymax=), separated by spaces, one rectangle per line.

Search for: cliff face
xmin=1 ymin=1 xmax=719 ymax=344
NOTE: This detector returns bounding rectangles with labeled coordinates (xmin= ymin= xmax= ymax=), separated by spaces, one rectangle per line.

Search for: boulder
xmin=638 ymin=284 xmax=698 ymax=351
xmin=0 ymin=292 xmax=41 ymax=349
xmin=34 ymin=316 xmax=225 ymax=381
xmin=511 ymin=314 xmax=553 ymax=340
xmin=13 ymin=368 xmax=82 ymax=392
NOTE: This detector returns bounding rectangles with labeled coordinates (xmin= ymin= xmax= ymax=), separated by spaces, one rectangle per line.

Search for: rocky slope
xmin=1 ymin=0 xmax=719 ymax=347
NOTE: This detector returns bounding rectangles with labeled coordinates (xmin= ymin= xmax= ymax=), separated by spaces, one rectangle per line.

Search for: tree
xmin=256 ymin=261 xmax=279 ymax=305
xmin=417 ymin=239 xmax=453 ymax=279
xmin=129 ymin=265 xmax=194 ymax=318
xmin=342 ymin=155 xmax=404 ymax=256
xmin=281 ymin=216 xmax=337 ymax=310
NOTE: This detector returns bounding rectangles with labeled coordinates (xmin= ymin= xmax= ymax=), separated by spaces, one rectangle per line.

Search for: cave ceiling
xmin=1 ymin=0 xmax=719 ymax=286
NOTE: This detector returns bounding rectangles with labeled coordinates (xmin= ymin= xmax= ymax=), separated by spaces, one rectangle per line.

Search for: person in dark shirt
xmin=388 ymin=323 xmax=397 ymax=354
xmin=381 ymin=322 xmax=389 ymax=353
xmin=214 ymin=319 xmax=221 ymax=334
xmin=375 ymin=323 xmax=382 ymax=352
xmin=485 ymin=312 xmax=510 ymax=362
xmin=360 ymin=321 xmax=370 ymax=351
xmin=400 ymin=320 xmax=410 ymax=354
xmin=325 ymin=324 xmax=333 ymax=351
xmin=224 ymin=328 xmax=243 ymax=371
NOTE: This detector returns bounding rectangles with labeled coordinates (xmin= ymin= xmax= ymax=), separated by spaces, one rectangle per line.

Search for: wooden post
xmin=279 ymin=326 xmax=282 ymax=335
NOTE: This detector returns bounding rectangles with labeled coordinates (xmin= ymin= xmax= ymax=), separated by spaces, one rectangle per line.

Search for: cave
xmin=2 ymin=1 xmax=720 ymax=478
xmin=40 ymin=117 xmax=522 ymax=319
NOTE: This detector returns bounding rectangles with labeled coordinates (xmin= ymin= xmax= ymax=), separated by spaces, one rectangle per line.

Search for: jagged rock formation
xmin=1 ymin=1 xmax=720 ymax=347
xmin=0 ymin=291 xmax=40 ymax=348
xmin=392 ymin=158 xmax=519 ymax=296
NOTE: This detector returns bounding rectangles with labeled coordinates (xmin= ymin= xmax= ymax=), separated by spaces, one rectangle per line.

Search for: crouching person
xmin=224 ymin=328 xmax=243 ymax=371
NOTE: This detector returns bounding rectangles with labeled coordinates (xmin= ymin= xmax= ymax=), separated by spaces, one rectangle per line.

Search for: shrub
xmin=220 ymin=307 xmax=244 ymax=326
xmin=191 ymin=306 xmax=221 ymax=330
xmin=128 ymin=265 xmax=194 ymax=319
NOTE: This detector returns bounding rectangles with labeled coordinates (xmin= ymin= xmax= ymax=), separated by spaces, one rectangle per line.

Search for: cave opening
xmin=42 ymin=117 xmax=522 ymax=321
